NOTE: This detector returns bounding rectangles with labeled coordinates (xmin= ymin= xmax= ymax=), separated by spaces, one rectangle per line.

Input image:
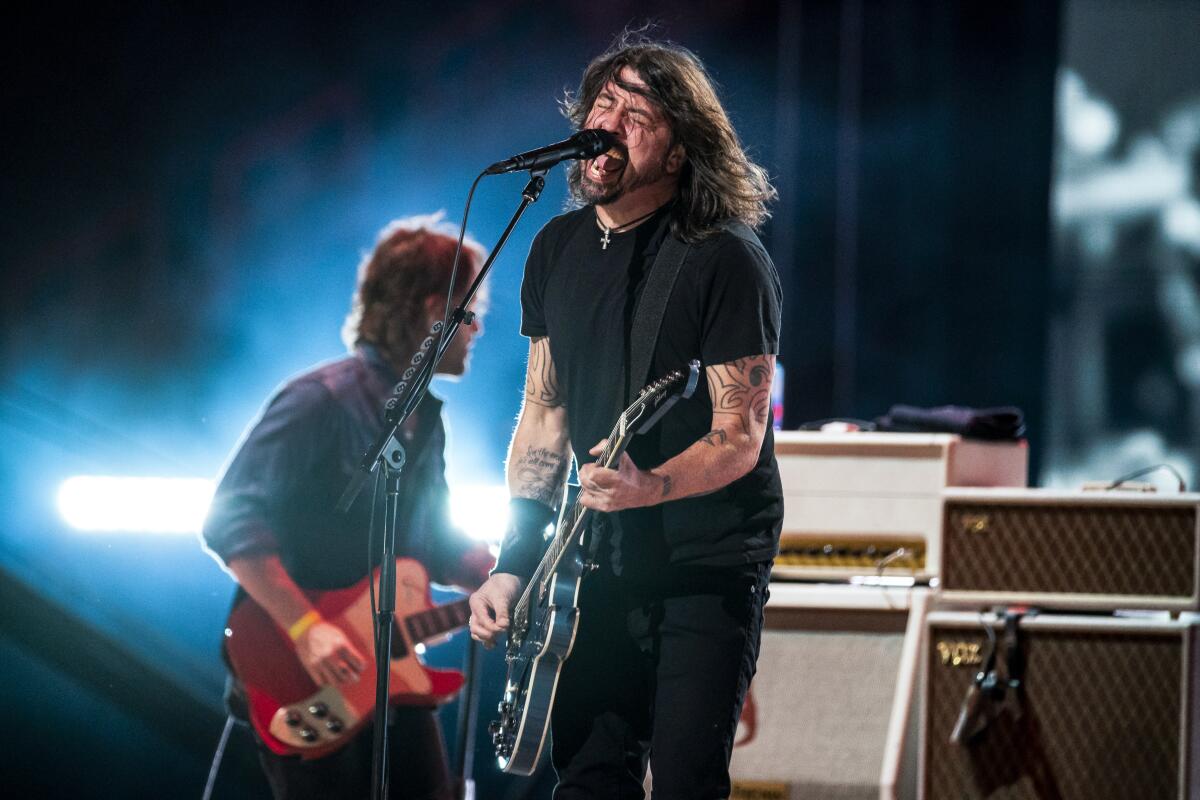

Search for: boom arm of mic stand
xmin=351 ymin=168 xmax=546 ymax=800
xmin=337 ymin=168 xmax=548 ymax=514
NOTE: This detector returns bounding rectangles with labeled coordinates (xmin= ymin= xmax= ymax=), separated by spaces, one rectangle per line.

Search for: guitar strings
xmin=512 ymin=398 xmax=628 ymax=626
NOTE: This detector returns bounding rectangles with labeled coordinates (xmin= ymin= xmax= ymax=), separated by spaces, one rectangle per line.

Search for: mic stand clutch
xmin=333 ymin=168 xmax=548 ymax=800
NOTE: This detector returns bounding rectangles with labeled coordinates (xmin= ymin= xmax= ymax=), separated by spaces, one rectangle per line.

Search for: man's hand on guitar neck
xmin=468 ymin=573 xmax=524 ymax=648
xmin=578 ymin=439 xmax=660 ymax=512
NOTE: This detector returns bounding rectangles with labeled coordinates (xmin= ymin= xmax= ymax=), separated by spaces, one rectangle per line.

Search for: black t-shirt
xmin=520 ymin=205 xmax=784 ymax=576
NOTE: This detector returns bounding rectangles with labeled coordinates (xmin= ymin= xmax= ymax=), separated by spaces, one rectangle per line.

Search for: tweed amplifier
xmin=938 ymin=488 xmax=1200 ymax=611
xmin=921 ymin=611 xmax=1200 ymax=800
xmin=727 ymin=584 xmax=929 ymax=800
xmin=775 ymin=432 xmax=1027 ymax=581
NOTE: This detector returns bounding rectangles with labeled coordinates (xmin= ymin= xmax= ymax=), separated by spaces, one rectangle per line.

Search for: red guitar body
xmin=224 ymin=558 xmax=469 ymax=759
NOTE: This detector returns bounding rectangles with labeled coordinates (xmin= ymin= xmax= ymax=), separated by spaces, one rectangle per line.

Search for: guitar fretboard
xmin=404 ymin=599 xmax=471 ymax=644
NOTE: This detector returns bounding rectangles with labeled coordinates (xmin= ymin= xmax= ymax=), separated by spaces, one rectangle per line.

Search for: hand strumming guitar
xmin=294 ymin=619 xmax=367 ymax=686
xmin=467 ymin=573 xmax=524 ymax=648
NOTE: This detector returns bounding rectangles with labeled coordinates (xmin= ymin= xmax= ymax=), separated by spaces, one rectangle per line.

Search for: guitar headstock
xmin=628 ymin=360 xmax=701 ymax=435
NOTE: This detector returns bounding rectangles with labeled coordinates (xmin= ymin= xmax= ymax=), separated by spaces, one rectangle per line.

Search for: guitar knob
xmin=298 ymin=726 xmax=319 ymax=742
xmin=325 ymin=717 xmax=345 ymax=734
xmin=285 ymin=710 xmax=302 ymax=727
xmin=308 ymin=702 xmax=329 ymax=718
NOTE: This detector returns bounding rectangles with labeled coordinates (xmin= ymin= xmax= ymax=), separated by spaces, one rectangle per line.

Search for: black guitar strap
xmin=589 ymin=229 xmax=692 ymax=560
xmin=626 ymin=219 xmax=760 ymax=403
xmin=625 ymin=234 xmax=692 ymax=406
xmin=601 ymin=219 xmax=759 ymax=557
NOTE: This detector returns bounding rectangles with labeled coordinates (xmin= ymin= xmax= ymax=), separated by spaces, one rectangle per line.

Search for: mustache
xmin=597 ymin=141 xmax=628 ymax=162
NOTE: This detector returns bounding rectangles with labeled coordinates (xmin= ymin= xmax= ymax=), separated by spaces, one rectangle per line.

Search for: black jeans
xmin=550 ymin=561 xmax=770 ymax=800
xmin=254 ymin=707 xmax=454 ymax=800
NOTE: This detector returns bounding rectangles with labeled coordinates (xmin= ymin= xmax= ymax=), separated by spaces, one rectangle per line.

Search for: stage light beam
xmin=57 ymin=475 xmax=511 ymax=540
xmin=57 ymin=476 xmax=216 ymax=534
xmin=448 ymin=483 xmax=511 ymax=544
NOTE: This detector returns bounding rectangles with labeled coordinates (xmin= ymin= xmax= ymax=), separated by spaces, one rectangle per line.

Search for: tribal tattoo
xmin=512 ymin=445 xmax=569 ymax=506
xmin=660 ymin=474 xmax=673 ymax=498
xmin=524 ymin=337 xmax=565 ymax=408
xmin=706 ymin=356 xmax=774 ymax=434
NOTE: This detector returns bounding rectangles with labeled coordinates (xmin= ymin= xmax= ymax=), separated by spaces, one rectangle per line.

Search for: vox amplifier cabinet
xmin=774 ymin=433 xmax=1027 ymax=582
xmin=939 ymin=488 xmax=1200 ymax=611
xmin=727 ymin=584 xmax=929 ymax=800
xmin=921 ymin=611 xmax=1200 ymax=800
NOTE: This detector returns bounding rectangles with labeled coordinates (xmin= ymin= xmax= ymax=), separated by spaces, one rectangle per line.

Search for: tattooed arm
xmin=470 ymin=336 xmax=571 ymax=645
xmin=509 ymin=336 xmax=572 ymax=503
xmin=578 ymin=355 xmax=775 ymax=512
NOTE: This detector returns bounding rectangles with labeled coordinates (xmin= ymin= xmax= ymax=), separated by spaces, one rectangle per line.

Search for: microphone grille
xmin=578 ymin=129 xmax=616 ymax=158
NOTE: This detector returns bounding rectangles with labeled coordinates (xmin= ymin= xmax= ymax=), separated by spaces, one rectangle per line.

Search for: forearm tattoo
xmin=706 ymin=356 xmax=773 ymax=434
xmin=700 ymin=428 xmax=728 ymax=448
xmin=660 ymin=474 xmax=673 ymax=498
xmin=513 ymin=445 xmax=568 ymax=506
xmin=525 ymin=337 xmax=565 ymax=408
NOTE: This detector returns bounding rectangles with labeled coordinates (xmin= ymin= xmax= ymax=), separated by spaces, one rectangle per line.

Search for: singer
xmin=202 ymin=215 xmax=494 ymax=800
xmin=469 ymin=32 xmax=784 ymax=800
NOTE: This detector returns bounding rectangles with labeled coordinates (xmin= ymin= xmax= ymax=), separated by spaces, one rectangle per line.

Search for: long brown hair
xmin=562 ymin=33 xmax=776 ymax=242
xmin=341 ymin=213 xmax=483 ymax=369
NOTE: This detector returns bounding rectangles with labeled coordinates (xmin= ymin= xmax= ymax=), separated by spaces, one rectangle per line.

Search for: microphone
xmin=484 ymin=129 xmax=616 ymax=175
xmin=949 ymin=680 xmax=987 ymax=745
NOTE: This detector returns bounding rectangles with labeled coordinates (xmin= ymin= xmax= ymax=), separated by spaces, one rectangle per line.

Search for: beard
xmin=578 ymin=152 xmax=670 ymax=207
xmin=579 ymin=172 xmax=622 ymax=205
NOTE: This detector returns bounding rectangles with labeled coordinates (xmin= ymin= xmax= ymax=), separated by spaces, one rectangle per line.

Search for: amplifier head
xmin=774 ymin=433 xmax=1026 ymax=582
xmin=939 ymin=488 xmax=1200 ymax=611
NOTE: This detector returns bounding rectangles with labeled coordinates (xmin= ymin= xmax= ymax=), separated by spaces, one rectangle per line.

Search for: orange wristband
xmin=287 ymin=609 xmax=322 ymax=641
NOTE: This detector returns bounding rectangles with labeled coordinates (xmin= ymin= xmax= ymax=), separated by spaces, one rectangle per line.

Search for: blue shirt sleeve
xmin=201 ymin=378 xmax=335 ymax=566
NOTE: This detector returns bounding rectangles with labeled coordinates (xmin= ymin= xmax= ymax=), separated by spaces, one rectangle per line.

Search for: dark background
xmin=2 ymin=1 xmax=1196 ymax=797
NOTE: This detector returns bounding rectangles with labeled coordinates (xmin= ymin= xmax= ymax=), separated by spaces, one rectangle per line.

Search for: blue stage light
xmin=57 ymin=476 xmax=215 ymax=534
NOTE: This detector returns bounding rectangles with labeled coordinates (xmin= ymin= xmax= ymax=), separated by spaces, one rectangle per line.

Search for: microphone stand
xmin=454 ymin=637 xmax=482 ymax=800
xmin=334 ymin=168 xmax=548 ymax=800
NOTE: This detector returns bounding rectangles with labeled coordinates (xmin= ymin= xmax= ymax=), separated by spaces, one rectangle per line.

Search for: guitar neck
xmin=514 ymin=430 xmax=633 ymax=621
xmin=509 ymin=362 xmax=698 ymax=628
xmin=403 ymin=598 xmax=471 ymax=645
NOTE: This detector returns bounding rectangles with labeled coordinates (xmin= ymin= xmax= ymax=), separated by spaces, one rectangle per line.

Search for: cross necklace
xmin=596 ymin=207 xmax=661 ymax=250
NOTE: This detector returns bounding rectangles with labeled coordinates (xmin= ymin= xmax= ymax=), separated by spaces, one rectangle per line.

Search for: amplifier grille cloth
xmin=942 ymin=503 xmax=1195 ymax=596
xmin=731 ymin=629 xmax=905 ymax=799
xmin=925 ymin=627 xmax=1183 ymax=799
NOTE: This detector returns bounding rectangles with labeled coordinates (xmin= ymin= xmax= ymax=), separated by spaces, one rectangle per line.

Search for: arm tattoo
xmin=706 ymin=356 xmax=773 ymax=431
xmin=700 ymin=429 xmax=728 ymax=447
xmin=660 ymin=474 xmax=673 ymax=498
xmin=513 ymin=445 xmax=568 ymax=506
xmin=525 ymin=337 xmax=565 ymax=408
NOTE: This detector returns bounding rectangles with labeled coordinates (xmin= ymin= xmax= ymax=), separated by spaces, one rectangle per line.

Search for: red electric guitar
xmin=223 ymin=558 xmax=469 ymax=759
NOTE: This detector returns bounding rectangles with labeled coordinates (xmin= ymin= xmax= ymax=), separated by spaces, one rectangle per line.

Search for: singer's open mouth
xmin=587 ymin=146 xmax=626 ymax=182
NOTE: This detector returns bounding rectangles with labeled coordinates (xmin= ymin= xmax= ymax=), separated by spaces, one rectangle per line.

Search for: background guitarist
xmin=202 ymin=214 xmax=494 ymax=800
xmin=468 ymin=34 xmax=784 ymax=800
